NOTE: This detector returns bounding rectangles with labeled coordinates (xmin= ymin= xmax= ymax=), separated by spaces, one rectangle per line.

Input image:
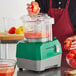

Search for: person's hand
xmin=27 ymin=3 xmax=34 ymax=16
xmin=64 ymin=69 xmax=76 ymax=76
xmin=67 ymin=35 xmax=76 ymax=50
xmin=27 ymin=1 xmax=40 ymax=17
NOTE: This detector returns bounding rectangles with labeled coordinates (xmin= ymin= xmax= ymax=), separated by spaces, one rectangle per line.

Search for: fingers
xmin=69 ymin=41 xmax=76 ymax=50
xmin=65 ymin=70 xmax=76 ymax=74
xmin=70 ymin=41 xmax=76 ymax=50
xmin=64 ymin=69 xmax=76 ymax=76
xmin=27 ymin=1 xmax=40 ymax=17
xmin=68 ymin=35 xmax=76 ymax=41
xmin=27 ymin=3 xmax=32 ymax=11
xmin=27 ymin=4 xmax=32 ymax=8
xmin=27 ymin=4 xmax=33 ymax=16
xmin=72 ymin=41 xmax=76 ymax=45
xmin=70 ymin=47 xmax=76 ymax=50
xmin=27 ymin=4 xmax=32 ymax=11
xmin=66 ymin=35 xmax=76 ymax=50
xmin=70 ymin=45 xmax=76 ymax=50
xmin=27 ymin=9 xmax=32 ymax=13
xmin=27 ymin=3 xmax=36 ymax=16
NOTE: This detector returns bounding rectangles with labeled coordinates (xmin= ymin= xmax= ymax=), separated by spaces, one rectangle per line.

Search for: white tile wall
xmin=0 ymin=0 xmax=34 ymax=59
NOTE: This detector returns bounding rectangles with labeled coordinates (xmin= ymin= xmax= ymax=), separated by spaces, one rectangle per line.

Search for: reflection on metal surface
xmin=17 ymin=68 xmax=61 ymax=76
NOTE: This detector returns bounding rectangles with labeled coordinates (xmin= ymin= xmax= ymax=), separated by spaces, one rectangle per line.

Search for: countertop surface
xmin=0 ymin=32 xmax=24 ymax=40
xmin=13 ymin=60 xmax=74 ymax=76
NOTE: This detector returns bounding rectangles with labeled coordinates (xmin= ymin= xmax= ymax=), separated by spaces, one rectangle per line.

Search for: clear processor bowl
xmin=0 ymin=59 xmax=16 ymax=76
xmin=21 ymin=14 xmax=54 ymax=42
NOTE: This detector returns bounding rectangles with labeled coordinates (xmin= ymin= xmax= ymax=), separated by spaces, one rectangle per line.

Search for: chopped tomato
xmin=32 ymin=7 xmax=40 ymax=14
xmin=69 ymin=59 xmax=76 ymax=67
xmin=0 ymin=68 xmax=14 ymax=76
xmin=66 ymin=53 xmax=75 ymax=59
xmin=70 ymin=50 xmax=76 ymax=55
xmin=31 ymin=1 xmax=39 ymax=7
xmin=64 ymin=39 xmax=72 ymax=50
xmin=24 ymin=32 xmax=49 ymax=39
xmin=31 ymin=1 xmax=40 ymax=14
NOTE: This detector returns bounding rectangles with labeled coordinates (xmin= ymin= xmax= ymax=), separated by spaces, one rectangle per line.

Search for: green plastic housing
xmin=16 ymin=37 xmax=62 ymax=60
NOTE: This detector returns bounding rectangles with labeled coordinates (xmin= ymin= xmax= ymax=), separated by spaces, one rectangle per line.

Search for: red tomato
xmin=0 ymin=68 xmax=14 ymax=76
xmin=64 ymin=39 xmax=72 ymax=50
xmin=32 ymin=7 xmax=40 ymax=14
xmin=31 ymin=1 xmax=39 ymax=7
xmin=8 ymin=27 xmax=16 ymax=34
xmin=74 ymin=54 xmax=76 ymax=59
xmin=31 ymin=1 xmax=40 ymax=14
xmin=70 ymin=50 xmax=76 ymax=54
xmin=69 ymin=59 xmax=76 ymax=67
xmin=67 ymin=53 xmax=75 ymax=59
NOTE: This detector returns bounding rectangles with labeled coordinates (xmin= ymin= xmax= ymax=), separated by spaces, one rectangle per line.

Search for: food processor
xmin=16 ymin=14 xmax=62 ymax=71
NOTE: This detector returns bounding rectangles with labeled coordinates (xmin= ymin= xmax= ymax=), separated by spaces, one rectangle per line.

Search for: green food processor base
xmin=16 ymin=37 xmax=62 ymax=71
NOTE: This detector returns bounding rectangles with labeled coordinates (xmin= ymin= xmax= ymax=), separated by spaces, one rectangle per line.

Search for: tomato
xmin=64 ymin=39 xmax=72 ymax=50
xmin=32 ymin=7 xmax=40 ymax=14
xmin=70 ymin=50 xmax=76 ymax=55
xmin=24 ymin=32 xmax=49 ymax=39
xmin=66 ymin=53 xmax=75 ymax=59
xmin=31 ymin=1 xmax=40 ymax=14
xmin=31 ymin=1 xmax=39 ymax=7
xmin=0 ymin=68 xmax=14 ymax=76
xmin=69 ymin=59 xmax=76 ymax=67
xmin=8 ymin=27 xmax=16 ymax=34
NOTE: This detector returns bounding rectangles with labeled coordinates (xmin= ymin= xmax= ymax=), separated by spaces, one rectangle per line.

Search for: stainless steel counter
xmin=14 ymin=68 xmax=61 ymax=76
xmin=13 ymin=60 xmax=72 ymax=76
